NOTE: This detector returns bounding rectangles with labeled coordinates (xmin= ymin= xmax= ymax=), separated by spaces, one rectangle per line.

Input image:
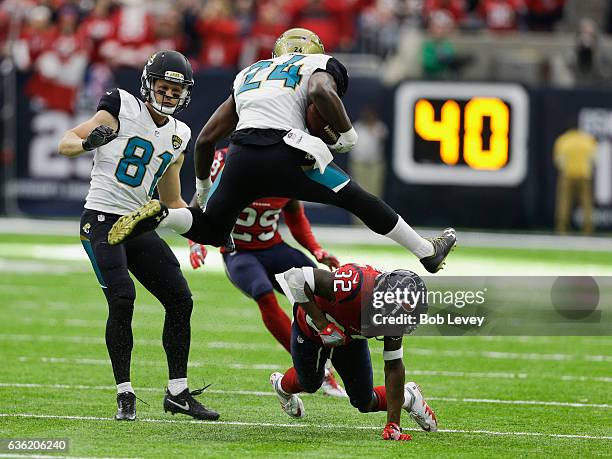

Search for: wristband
xmin=339 ymin=127 xmax=358 ymax=144
xmin=383 ymin=347 xmax=403 ymax=361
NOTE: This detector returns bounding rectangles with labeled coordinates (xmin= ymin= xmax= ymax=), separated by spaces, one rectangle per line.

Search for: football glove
xmin=195 ymin=177 xmax=212 ymax=211
xmin=82 ymin=125 xmax=117 ymax=151
xmin=313 ymin=248 xmax=340 ymax=270
xmin=327 ymin=127 xmax=358 ymax=153
xmin=188 ymin=240 xmax=207 ymax=269
xmin=318 ymin=322 xmax=346 ymax=347
xmin=382 ymin=422 xmax=412 ymax=441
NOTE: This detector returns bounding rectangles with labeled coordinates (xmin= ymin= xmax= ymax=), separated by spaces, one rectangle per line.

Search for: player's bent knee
xmin=351 ymin=396 xmax=375 ymax=413
xmin=163 ymin=296 xmax=193 ymax=317
xmin=107 ymin=296 xmax=135 ymax=322
xmin=297 ymin=375 xmax=324 ymax=394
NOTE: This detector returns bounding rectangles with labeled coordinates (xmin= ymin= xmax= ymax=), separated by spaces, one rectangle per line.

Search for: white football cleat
xmin=404 ymin=382 xmax=438 ymax=432
xmin=270 ymin=372 xmax=305 ymax=418
xmin=321 ymin=368 xmax=347 ymax=398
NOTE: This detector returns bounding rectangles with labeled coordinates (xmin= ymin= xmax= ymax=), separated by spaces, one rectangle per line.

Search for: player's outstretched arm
xmin=383 ymin=336 xmax=405 ymax=427
xmin=58 ymin=110 xmax=118 ymax=157
xmin=194 ymin=95 xmax=238 ymax=180
xmin=282 ymin=200 xmax=340 ymax=270
xmin=157 ymin=154 xmax=188 ymax=209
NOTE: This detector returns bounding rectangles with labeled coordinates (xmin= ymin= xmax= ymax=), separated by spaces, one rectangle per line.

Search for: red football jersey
xmin=211 ymin=149 xmax=289 ymax=252
xmin=295 ymin=263 xmax=382 ymax=342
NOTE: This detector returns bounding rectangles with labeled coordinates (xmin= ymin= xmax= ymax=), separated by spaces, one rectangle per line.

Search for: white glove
xmin=195 ymin=177 xmax=212 ymax=211
xmin=328 ymin=127 xmax=358 ymax=153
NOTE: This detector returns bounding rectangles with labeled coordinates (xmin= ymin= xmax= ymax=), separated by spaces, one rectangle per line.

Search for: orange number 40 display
xmin=393 ymin=83 xmax=528 ymax=186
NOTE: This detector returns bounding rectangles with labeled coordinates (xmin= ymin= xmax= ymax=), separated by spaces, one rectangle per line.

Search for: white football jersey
xmin=232 ymin=53 xmax=346 ymax=132
xmin=84 ymin=89 xmax=191 ymax=215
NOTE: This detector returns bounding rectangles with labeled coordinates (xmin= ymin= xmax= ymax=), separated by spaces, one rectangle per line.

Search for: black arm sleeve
xmin=322 ymin=57 xmax=349 ymax=98
xmin=96 ymin=88 xmax=121 ymax=119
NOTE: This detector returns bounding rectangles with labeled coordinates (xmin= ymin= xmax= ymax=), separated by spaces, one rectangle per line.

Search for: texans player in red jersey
xmin=271 ymin=263 xmax=438 ymax=441
xmin=188 ymin=148 xmax=346 ymax=397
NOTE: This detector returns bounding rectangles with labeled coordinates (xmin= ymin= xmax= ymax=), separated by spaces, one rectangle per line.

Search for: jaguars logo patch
xmin=172 ymin=135 xmax=182 ymax=150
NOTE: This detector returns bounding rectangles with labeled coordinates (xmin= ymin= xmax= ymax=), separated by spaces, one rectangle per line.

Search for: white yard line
xmin=0 ymin=382 xmax=609 ymax=409
xmin=12 ymin=355 xmax=612 ymax=384
xmin=3 ymin=240 xmax=612 ymax=276
xmin=2 ymin=217 xmax=612 ymax=252
xmin=0 ymin=455 xmax=141 ymax=459
xmin=2 ymin=334 xmax=610 ymax=362
xmin=0 ymin=413 xmax=610 ymax=440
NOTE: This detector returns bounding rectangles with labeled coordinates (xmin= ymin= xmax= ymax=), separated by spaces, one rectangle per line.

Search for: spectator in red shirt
xmin=99 ymin=1 xmax=155 ymax=68
xmin=25 ymin=5 xmax=88 ymax=113
xmin=13 ymin=5 xmax=57 ymax=71
xmin=77 ymin=0 xmax=117 ymax=64
xmin=196 ymin=0 xmax=242 ymax=68
xmin=285 ymin=0 xmax=341 ymax=52
xmin=243 ymin=1 xmax=289 ymax=64
xmin=478 ymin=0 xmax=526 ymax=31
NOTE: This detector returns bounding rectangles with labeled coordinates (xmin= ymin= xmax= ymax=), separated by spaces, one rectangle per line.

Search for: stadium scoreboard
xmin=393 ymin=83 xmax=529 ymax=186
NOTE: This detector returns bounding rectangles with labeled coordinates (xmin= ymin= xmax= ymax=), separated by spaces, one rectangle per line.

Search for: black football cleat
xmin=163 ymin=386 xmax=220 ymax=421
xmin=420 ymin=228 xmax=457 ymax=274
xmin=108 ymin=199 xmax=168 ymax=245
xmin=116 ymin=391 xmax=136 ymax=421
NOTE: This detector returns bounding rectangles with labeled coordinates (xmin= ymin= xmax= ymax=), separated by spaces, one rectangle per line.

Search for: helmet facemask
xmin=140 ymin=70 xmax=192 ymax=116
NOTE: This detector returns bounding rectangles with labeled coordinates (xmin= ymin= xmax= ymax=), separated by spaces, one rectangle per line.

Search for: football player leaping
xmin=271 ymin=263 xmax=437 ymax=441
xmin=188 ymin=147 xmax=346 ymax=397
xmin=107 ymin=28 xmax=456 ymax=274
xmin=58 ymin=50 xmax=218 ymax=421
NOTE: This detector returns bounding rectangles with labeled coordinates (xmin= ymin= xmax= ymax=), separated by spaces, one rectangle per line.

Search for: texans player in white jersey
xmin=58 ymin=50 xmax=218 ymax=422
xmin=108 ymin=29 xmax=456 ymax=276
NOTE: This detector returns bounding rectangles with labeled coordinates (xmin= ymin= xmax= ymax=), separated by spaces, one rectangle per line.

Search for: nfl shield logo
xmin=172 ymin=135 xmax=182 ymax=150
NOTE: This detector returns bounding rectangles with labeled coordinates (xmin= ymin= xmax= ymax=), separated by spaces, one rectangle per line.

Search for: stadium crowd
xmin=3 ymin=0 xmax=568 ymax=69
xmin=0 ymin=0 xmax=571 ymax=112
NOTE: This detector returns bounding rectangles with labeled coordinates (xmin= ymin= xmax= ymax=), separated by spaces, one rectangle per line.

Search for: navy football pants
xmin=223 ymin=242 xmax=316 ymax=300
xmin=80 ymin=209 xmax=193 ymax=384
xmin=291 ymin=320 xmax=375 ymax=412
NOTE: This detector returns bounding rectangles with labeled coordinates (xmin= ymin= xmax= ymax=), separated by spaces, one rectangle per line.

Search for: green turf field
xmin=0 ymin=233 xmax=611 ymax=458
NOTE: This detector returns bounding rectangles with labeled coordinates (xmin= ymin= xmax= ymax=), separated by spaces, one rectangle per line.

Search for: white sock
xmin=117 ymin=381 xmax=134 ymax=394
xmin=158 ymin=208 xmax=193 ymax=234
xmin=168 ymin=378 xmax=188 ymax=396
xmin=385 ymin=217 xmax=434 ymax=258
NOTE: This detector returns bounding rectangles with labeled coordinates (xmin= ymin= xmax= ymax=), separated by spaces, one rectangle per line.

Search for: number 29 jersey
xmin=232 ymin=53 xmax=348 ymax=133
xmin=84 ymin=88 xmax=191 ymax=216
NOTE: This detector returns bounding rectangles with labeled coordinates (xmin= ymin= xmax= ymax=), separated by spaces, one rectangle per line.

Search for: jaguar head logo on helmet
xmin=140 ymin=50 xmax=194 ymax=116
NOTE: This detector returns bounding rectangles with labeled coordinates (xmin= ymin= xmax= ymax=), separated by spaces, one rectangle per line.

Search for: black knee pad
xmin=299 ymin=375 xmax=324 ymax=394
xmin=164 ymin=296 xmax=193 ymax=317
xmin=107 ymin=296 xmax=135 ymax=321
xmin=351 ymin=396 xmax=374 ymax=413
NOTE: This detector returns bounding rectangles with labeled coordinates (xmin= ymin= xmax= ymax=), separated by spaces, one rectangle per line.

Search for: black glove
xmin=82 ymin=125 xmax=118 ymax=151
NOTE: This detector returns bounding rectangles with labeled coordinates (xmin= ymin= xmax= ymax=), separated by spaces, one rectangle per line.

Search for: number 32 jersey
xmin=295 ymin=263 xmax=382 ymax=343
xmin=84 ymin=88 xmax=191 ymax=215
